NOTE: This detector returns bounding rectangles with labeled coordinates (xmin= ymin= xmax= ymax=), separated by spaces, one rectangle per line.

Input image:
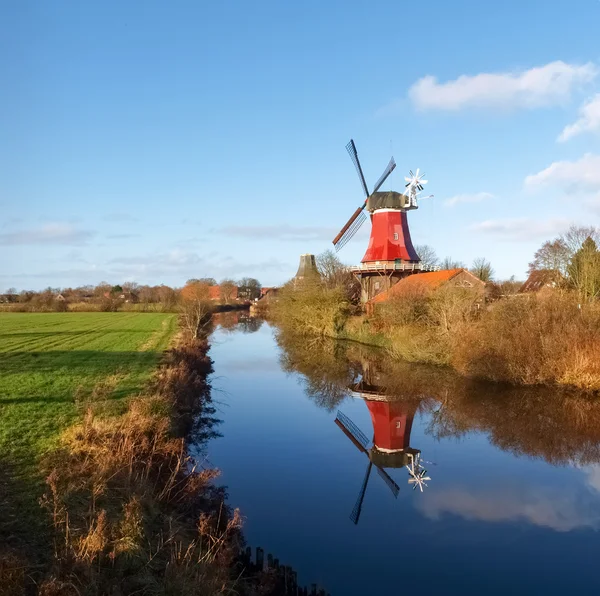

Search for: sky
xmin=1 ymin=0 xmax=599 ymax=291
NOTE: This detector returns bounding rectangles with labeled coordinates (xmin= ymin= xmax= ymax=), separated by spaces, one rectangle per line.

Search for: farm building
xmin=366 ymin=268 xmax=485 ymax=313
xmin=519 ymin=269 xmax=562 ymax=293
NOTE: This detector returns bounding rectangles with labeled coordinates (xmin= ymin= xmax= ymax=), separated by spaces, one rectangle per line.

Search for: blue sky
xmin=1 ymin=0 xmax=599 ymax=291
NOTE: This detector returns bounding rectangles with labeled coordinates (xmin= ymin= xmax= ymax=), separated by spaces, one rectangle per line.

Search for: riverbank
xmin=0 ymin=314 xmax=276 ymax=595
xmin=270 ymin=281 xmax=600 ymax=392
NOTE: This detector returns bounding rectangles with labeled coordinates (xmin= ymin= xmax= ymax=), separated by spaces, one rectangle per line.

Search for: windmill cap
xmin=367 ymin=191 xmax=411 ymax=212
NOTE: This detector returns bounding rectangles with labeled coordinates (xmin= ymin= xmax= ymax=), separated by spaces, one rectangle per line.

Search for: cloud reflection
xmin=417 ymin=484 xmax=600 ymax=532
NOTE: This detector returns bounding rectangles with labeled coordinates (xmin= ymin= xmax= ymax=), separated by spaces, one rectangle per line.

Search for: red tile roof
xmin=369 ymin=269 xmax=471 ymax=304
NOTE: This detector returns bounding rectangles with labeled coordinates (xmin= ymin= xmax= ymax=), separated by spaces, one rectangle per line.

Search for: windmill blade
xmin=375 ymin=465 xmax=400 ymax=498
xmin=372 ymin=157 xmax=396 ymax=193
xmin=332 ymin=207 xmax=367 ymax=250
xmin=346 ymin=139 xmax=370 ymax=198
xmin=335 ymin=410 xmax=370 ymax=452
xmin=334 ymin=211 xmax=367 ymax=252
xmin=350 ymin=462 xmax=372 ymax=525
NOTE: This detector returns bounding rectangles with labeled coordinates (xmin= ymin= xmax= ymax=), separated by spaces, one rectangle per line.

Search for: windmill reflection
xmin=335 ymin=366 xmax=431 ymax=525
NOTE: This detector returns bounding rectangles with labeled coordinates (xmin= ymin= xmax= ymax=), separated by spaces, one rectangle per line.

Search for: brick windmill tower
xmin=332 ymin=140 xmax=438 ymax=302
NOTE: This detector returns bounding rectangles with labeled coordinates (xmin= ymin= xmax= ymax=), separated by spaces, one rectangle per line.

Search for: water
xmin=203 ymin=316 xmax=600 ymax=595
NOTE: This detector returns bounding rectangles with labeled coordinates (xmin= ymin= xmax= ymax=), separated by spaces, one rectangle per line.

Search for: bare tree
xmin=180 ymin=299 xmax=212 ymax=339
xmin=415 ymin=245 xmax=439 ymax=268
xmin=561 ymin=225 xmax=600 ymax=255
xmin=180 ymin=280 xmax=212 ymax=338
xmin=470 ymin=257 xmax=494 ymax=282
xmin=316 ymin=250 xmax=361 ymax=304
xmin=528 ymin=239 xmax=570 ymax=276
xmin=440 ymin=257 xmax=466 ymax=270
xmin=238 ymin=277 xmax=261 ymax=300
xmin=219 ymin=278 xmax=237 ymax=304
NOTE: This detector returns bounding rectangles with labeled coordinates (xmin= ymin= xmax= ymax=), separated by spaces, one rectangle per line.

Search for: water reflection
xmin=275 ymin=329 xmax=600 ymax=468
xmin=208 ymin=323 xmax=600 ymax=594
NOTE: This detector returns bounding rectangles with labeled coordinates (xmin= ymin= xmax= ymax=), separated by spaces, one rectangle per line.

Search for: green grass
xmin=0 ymin=311 xmax=177 ymax=559
xmin=0 ymin=312 xmax=177 ymax=464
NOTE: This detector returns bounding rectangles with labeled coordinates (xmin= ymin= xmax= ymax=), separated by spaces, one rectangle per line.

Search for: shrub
xmin=452 ymin=291 xmax=600 ymax=390
xmin=271 ymin=279 xmax=351 ymax=337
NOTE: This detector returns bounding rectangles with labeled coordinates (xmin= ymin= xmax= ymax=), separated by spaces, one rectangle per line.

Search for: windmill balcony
xmin=349 ymin=262 xmax=441 ymax=273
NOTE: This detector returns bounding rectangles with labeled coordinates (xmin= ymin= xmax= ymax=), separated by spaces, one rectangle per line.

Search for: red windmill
xmin=334 ymin=374 xmax=431 ymax=525
xmin=332 ymin=139 xmax=436 ymax=302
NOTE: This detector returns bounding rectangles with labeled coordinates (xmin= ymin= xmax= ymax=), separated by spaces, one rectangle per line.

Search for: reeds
xmin=36 ymin=338 xmax=248 ymax=595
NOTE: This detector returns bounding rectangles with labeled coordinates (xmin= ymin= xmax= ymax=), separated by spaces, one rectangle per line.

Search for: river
xmin=202 ymin=314 xmax=600 ymax=595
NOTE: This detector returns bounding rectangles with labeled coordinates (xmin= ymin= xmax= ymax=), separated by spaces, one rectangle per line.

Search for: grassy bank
xmin=1 ymin=312 xmax=297 ymax=595
xmin=0 ymin=312 xmax=178 ymax=592
xmin=0 ymin=313 xmax=177 ymax=466
xmin=271 ymin=283 xmax=600 ymax=392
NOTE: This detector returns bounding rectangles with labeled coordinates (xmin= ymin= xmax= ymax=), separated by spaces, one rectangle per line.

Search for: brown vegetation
xmin=452 ymin=290 xmax=600 ymax=390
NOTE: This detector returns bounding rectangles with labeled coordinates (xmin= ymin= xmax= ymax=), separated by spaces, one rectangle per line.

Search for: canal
xmin=202 ymin=315 xmax=600 ymax=595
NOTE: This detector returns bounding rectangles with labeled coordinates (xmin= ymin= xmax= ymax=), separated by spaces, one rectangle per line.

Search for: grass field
xmin=0 ymin=312 xmax=178 ymax=560
xmin=0 ymin=312 xmax=177 ymax=465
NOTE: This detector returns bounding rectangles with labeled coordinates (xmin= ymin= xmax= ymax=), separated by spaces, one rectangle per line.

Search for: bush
xmin=271 ymin=279 xmax=351 ymax=337
xmin=452 ymin=291 xmax=600 ymax=390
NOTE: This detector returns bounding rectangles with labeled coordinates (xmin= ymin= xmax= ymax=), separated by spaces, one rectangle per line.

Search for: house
xmin=519 ymin=269 xmax=562 ymax=293
xmin=366 ymin=268 xmax=485 ymax=313
xmin=208 ymin=285 xmax=239 ymax=302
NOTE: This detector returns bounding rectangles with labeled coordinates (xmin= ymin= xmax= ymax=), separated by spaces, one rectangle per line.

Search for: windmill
xmin=335 ymin=410 xmax=400 ymax=525
xmin=332 ymin=139 xmax=437 ymax=302
xmin=335 ymin=398 xmax=431 ymax=525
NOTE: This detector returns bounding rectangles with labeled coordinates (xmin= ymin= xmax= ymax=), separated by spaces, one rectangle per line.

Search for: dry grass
xmin=452 ymin=290 xmax=600 ymax=390
xmin=28 ymin=339 xmax=250 ymax=595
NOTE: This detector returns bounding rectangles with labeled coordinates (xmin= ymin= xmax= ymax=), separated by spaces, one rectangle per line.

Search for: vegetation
xmin=0 ymin=312 xmax=177 ymax=466
xmin=270 ymin=238 xmax=600 ymax=391
xmin=529 ymin=224 xmax=600 ymax=300
xmin=0 ymin=312 xmax=292 ymax=595
xmin=276 ymin=329 xmax=600 ymax=466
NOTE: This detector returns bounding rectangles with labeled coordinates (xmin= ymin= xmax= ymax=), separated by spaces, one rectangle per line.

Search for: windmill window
xmin=393 ymin=233 xmax=399 ymax=240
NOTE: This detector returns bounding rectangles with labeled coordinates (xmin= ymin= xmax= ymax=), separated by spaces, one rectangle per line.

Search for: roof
xmin=369 ymin=268 xmax=482 ymax=304
xmin=519 ymin=269 xmax=562 ymax=293
xmin=366 ymin=191 xmax=410 ymax=212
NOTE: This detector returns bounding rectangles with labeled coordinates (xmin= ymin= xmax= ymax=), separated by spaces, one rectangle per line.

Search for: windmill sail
xmin=346 ymin=139 xmax=370 ymax=198
xmin=335 ymin=410 xmax=370 ymax=451
xmin=350 ymin=462 xmax=372 ymax=525
xmin=333 ymin=139 xmax=396 ymax=251
xmin=333 ymin=209 xmax=367 ymax=252
xmin=376 ymin=466 xmax=400 ymax=498
xmin=372 ymin=158 xmax=396 ymax=193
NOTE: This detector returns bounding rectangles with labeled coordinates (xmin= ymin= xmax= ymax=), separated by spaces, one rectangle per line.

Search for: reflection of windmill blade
xmin=375 ymin=465 xmax=400 ymax=498
xmin=346 ymin=139 xmax=370 ymax=198
xmin=335 ymin=410 xmax=370 ymax=451
xmin=350 ymin=462 xmax=372 ymax=525
xmin=372 ymin=157 xmax=396 ymax=193
xmin=335 ymin=211 xmax=367 ymax=252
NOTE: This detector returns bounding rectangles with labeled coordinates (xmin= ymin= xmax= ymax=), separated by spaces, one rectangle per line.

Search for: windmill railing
xmin=349 ymin=262 xmax=441 ymax=273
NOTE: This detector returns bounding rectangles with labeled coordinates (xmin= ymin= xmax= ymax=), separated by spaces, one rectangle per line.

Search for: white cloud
xmin=408 ymin=61 xmax=597 ymax=111
xmin=444 ymin=192 xmax=493 ymax=207
xmin=524 ymin=153 xmax=600 ymax=192
xmin=469 ymin=217 xmax=570 ymax=241
xmin=0 ymin=223 xmax=95 ymax=246
xmin=417 ymin=486 xmax=600 ymax=532
xmin=559 ymin=93 xmax=600 ymax=141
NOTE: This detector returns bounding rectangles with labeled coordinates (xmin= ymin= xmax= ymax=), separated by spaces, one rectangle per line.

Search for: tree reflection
xmin=275 ymin=328 xmax=600 ymax=467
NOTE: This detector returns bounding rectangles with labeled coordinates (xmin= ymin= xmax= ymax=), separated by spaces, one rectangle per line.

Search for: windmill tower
xmin=334 ymin=368 xmax=430 ymax=524
xmin=332 ymin=140 xmax=437 ymax=302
